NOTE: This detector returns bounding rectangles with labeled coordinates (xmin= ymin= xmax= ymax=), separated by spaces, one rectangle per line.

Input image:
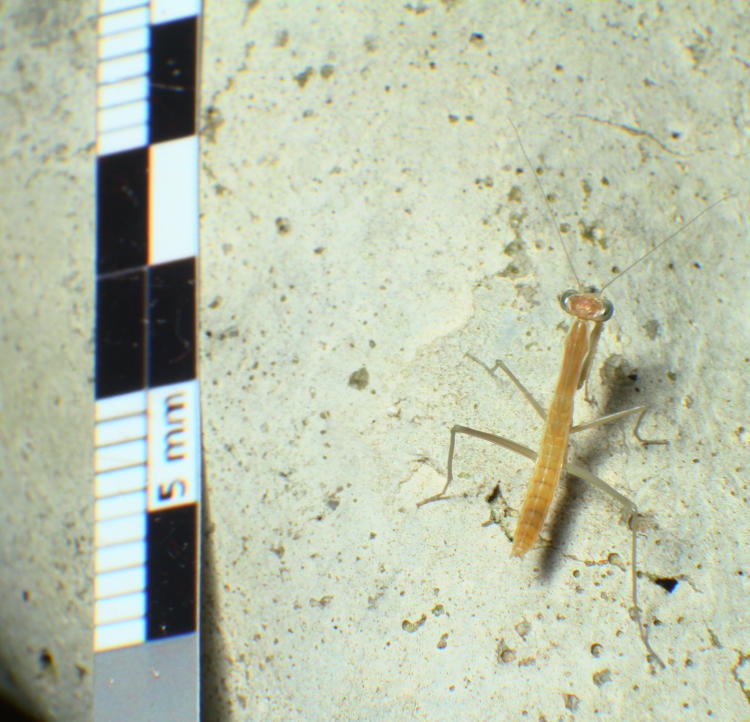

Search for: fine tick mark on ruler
xmin=418 ymin=119 xmax=726 ymax=669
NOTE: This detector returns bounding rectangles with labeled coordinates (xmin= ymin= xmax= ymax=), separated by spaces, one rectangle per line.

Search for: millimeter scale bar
xmin=93 ymin=1 xmax=202 ymax=719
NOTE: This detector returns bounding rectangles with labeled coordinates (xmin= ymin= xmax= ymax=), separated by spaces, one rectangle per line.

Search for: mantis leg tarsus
xmin=632 ymin=407 xmax=669 ymax=447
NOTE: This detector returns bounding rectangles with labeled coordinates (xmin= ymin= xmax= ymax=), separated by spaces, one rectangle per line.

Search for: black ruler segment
xmin=147 ymin=503 xmax=198 ymax=640
xmin=148 ymin=257 xmax=196 ymax=387
xmin=96 ymin=270 xmax=146 ymax=398
xmin=150 ymin=16 xmax=198 ymax=144
xmin=96 ymin=147 xmax=149 ymax=275
xmin=95 ymin=259 xmax=196 ymax=399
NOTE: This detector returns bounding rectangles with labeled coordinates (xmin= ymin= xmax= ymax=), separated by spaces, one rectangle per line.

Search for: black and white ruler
xmin=94 ymin=1 xmax=201 ymax=719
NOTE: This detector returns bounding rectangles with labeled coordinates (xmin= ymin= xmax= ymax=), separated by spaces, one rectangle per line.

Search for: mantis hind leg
xmin=417 ymin=426 xmax=665 ymax=668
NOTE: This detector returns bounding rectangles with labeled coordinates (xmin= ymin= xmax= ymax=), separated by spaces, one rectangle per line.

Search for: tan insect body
xmin=512 ymin=302 xmax=602 ymax=555
xmin=418 ymin=120 xmax=726 ymax=668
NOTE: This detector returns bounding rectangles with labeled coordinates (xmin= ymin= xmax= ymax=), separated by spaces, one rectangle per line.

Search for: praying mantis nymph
xmin=418 ymin=120 xmax=725 ymax=668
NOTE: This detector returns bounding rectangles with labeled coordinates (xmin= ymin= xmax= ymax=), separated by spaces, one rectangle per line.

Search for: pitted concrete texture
xmin=1 ymin=2 xmax=748 ymax=720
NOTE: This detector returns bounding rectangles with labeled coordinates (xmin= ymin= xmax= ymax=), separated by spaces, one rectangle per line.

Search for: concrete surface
xmin=1 ymin=1 xmax=748 ymax=720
